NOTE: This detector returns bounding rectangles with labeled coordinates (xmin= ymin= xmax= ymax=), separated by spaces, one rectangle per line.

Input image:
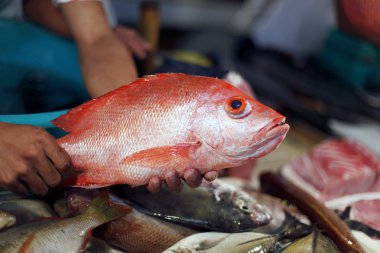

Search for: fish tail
xmin=82 ymin=190 xmax=131 ymax=224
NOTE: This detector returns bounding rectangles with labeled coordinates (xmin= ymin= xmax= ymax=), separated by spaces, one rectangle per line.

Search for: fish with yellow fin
xmin=0 ymin=191 xmax=130 ymax=253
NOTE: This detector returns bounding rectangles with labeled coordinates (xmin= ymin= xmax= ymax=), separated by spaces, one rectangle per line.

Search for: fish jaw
xmin=250 ymin=117 xmax=290 ymax=159
xmin=216 ymin=116 xmax=289 ymax=161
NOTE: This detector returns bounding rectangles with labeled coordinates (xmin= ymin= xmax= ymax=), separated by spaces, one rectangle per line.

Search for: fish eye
xmin=225 ymin=96 xmax=251 ymax=119
xmin=236 ymin=199 xmax=251 ymax=213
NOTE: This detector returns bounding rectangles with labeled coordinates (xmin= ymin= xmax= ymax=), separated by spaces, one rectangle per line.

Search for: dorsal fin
xmin=51 ymin=74 xmax=173 ymax=132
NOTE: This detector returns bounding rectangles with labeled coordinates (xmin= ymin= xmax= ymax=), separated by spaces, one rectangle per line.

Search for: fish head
xmin=210 ymin=181 xmax=273 ymax=231
xmin=193 ymin=81 xmax=289 ymax=164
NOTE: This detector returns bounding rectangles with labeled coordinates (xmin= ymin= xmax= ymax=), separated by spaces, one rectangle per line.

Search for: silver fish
xmin=0 ymin=199 xmax=56 ymax=226
xmin=164 ymin=232 xmax=277 ymax=253
xmin=117 ymin=179 xmax=272 ymax=232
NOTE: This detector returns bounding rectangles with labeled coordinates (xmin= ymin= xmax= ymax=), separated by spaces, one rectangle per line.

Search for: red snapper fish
xmin=53 ymin=73 xmax=289 ymax=188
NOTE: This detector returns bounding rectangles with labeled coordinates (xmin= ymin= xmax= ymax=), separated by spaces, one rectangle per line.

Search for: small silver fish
xmin=163 ymin=232 xmax=277 ymax=253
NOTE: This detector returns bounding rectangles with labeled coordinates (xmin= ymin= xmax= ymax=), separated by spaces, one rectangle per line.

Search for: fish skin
xmin=0 ymin=199 xmax=56 ymax=226
xmin=53 ymin=73 xmax=289 ymax=188
xmin=0 ymin=191 xmax=130 ymax=253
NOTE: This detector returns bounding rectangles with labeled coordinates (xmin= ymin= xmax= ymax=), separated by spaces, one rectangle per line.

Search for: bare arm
xmin=24 ymin=0 xmax=138 ymax=98
xmin=60 ymin=1 xmax=138 ymax=97
xmin=23 ymin=0 xmax=71 ymax=38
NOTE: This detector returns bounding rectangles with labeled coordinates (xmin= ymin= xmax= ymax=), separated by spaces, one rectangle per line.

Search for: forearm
xmin=61 ymin=1 xmax=138 ymax=97
xmin=78 ymin=32 xmax=138 ymax=97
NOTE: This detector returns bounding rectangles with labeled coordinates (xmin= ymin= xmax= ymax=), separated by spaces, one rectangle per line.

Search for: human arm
xmin=59 ymin=1 xmax=138 ymax=98
xmin=23 ymin=0 xmax=147 ymax=97
xmin=0 ymin=122 xmax=71 ymax=196
xmin=23 ymin=0 xmax=150 ymax=59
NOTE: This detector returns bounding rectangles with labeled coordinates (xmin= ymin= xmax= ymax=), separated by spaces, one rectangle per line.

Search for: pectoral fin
xmin=120 ymin=142 xmax=201 ymax=173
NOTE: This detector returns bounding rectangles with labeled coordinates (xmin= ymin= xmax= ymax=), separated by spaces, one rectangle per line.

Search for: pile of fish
xmin=1 ymin=74 xmax=372 ymax=252
xmin=0 ymin=73 xmax=294 ymax=252
xmin=0 ymin=178 xmax=346 ymax=253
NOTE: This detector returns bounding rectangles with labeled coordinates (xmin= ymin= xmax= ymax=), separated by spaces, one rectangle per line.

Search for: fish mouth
xmin=251 ymin=118 xmax=289 ymax=158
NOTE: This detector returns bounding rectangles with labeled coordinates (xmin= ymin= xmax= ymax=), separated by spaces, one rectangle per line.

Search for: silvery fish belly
xmin=53 ymin=73 xmax=289 ymax=188
xmin=116 ymin=179 xmax=272 ymax=232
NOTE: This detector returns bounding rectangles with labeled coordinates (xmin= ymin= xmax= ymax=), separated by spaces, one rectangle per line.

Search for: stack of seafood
xmin=0 ymin=73 xmax=376 ymax=252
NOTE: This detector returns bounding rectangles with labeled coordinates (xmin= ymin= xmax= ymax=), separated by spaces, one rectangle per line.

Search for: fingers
xmin=20 ymin=170 xmax=49 ymax=196
xmin=42 ymin=135 xmax=71 ymax=173
xmin=147 ymin=176 xmax=161 ymax=193
xmin=203 ymin=171 xmax=218 ymax=182
xmin=147 ymin=169 xmax=219 ymax=193
xmin=7 ymin=182 xmax=29 ymax=196
xmin=0 ymin=124 xmax=72 ymax=197
xmin=115 ymin=26 xmax=150 ymax=59
xmin=35 ymin=158 xmax=62 ymax=188
xmin=183 ymin=168 xmax=202 ymax=188
xmin=126 ymin=38 xmax=150 ymax=59
xmin=165 ymin=171 xmax=182 ymax=192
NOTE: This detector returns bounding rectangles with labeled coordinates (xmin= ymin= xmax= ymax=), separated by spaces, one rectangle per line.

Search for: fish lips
xmin=219 ymin=118 xmax=289 ymax=160
xmin=250 ymin=118 xmax=289 ymax=158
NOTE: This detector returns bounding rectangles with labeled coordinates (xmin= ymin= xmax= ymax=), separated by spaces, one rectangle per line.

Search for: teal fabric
xmin=0 ymin=18 xmax=89 ymax=136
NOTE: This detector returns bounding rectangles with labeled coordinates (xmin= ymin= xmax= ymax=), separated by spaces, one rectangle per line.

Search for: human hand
xmin=0 ymin=123 xmax=71 ymax=196
xmin=147 ymin=169 xmax=218 ymax=193
xmin=114 ymin=26 xmax=151 ymax=59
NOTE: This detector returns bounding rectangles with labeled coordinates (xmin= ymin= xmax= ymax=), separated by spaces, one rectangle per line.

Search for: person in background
xmin=0 ymin=0 xmax=218 ymax=196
